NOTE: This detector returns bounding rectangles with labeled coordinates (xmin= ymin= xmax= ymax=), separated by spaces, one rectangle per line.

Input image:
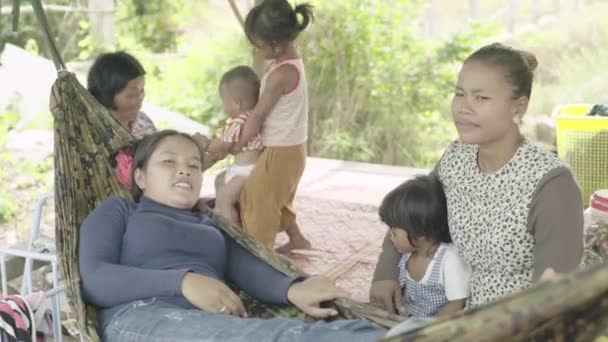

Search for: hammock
xmin=51 ymin=70 xmax=401 ymax=341
xmin=23 ymin=2 xmax=400 ymax=340
xmin=7 ymin=1 xmax=608 ymax=341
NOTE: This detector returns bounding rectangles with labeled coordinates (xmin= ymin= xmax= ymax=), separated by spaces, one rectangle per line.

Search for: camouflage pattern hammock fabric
xmin=382 ymin=263 xmax=608 ymax=341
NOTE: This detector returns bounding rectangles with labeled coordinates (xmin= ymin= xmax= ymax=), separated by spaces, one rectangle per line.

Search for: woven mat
xmin=275 ymin=196 xmax=386 ymax=303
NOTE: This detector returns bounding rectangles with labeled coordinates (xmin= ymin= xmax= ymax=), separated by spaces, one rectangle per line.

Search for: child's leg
xmin=276 ymin=193 xmax=311 ymax=253
xmin=240 ymin=144 xmax=307 ymax=248
xmin=214 ymin=170 xmax=227 ymax=193
xmin=215 ymin=173 xmax=246 ymax=224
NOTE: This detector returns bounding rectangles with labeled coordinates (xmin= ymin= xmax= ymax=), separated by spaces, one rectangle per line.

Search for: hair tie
xmin=115 ymin=149 xmax=134 ymax=189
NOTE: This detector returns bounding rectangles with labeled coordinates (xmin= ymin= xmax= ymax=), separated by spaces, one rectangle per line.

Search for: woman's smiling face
xmin=134 ymin=135 xmax=203 ymax=209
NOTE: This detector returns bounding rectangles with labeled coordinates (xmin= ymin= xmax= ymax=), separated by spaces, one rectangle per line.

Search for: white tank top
xmin=259 ymin=58 xmax=308 ymax=146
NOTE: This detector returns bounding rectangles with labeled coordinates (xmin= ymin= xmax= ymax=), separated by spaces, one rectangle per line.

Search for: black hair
xmin=219 ymin=65 xmax=260 ymax=109
xmin=378 ymin=175 xmax=451 ymax=247
xmin=465 ymin=43 xmax=538 ymax=99
xmin=244 ymin=0 xmax=314 ymax=47
xmin=87 ymin=51 xmax=146 ymax=110
xmin=127 ymin=130 xmax=201 ymax=202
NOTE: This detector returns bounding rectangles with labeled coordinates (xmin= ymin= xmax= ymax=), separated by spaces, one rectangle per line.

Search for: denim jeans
xmin=102 ymin=298 xmax=387 ymax=342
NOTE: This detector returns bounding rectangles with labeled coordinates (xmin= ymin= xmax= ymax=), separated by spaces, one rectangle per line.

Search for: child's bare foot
xmin=276 ymin=235 xmax=312 ymax=254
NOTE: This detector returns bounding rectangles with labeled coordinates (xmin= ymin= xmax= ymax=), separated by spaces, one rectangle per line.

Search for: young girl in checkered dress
xmin=378 ymin=175 xmax=471 ymax=318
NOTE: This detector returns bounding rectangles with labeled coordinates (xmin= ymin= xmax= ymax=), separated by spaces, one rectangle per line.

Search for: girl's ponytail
xmin=294 ymin=4 xmax=314 ymax=32
xmin=245 ymin=0 xmax=314 ymax=44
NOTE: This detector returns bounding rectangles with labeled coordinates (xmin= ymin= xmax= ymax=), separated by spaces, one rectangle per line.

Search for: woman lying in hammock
xmin=79 ymin=129 xmax=387 ymax=342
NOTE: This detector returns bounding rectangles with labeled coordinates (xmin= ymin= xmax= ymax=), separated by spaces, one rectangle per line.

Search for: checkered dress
xmin=398 ymin=245 xmax=449 ymax=317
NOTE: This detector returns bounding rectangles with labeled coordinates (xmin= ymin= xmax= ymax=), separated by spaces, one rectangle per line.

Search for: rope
xmin=30 ymin=0 xmax=65 ymax=71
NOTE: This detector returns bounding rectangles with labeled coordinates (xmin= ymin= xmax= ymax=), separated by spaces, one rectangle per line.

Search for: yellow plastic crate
xmin=553 ymin=104 xmax=608 ymax=206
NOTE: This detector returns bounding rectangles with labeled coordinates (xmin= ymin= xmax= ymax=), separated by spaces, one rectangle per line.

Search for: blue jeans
xmin=102 ymin=298 xmax=387 ymax=342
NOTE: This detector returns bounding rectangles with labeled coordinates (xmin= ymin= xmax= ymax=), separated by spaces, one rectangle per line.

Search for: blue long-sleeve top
xmin=79 ymin=196 xmax=297 ymax=330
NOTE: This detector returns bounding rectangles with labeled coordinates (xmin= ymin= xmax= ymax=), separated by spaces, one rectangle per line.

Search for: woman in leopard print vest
xmin=370 ymin=43 xmax=583 ymax=313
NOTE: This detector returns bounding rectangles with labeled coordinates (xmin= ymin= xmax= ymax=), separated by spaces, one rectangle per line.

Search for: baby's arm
xmin=207 ymin=138 xmax=233 ymax=154
xmin=234 ymin=65 xmax=298 ymax=151
xmin=201 ymin=151 xmax=224 ymax=171
xmin=192 ymin=133 xmax=234 ymax=171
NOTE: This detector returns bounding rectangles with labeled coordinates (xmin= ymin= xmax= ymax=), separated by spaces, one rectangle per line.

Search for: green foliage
xmin=1 ymin=0 xmax=37 ymax=50
xmin=0 ymin=0 xmax=91 ymax=61
xmin=136 ymin=0 xmax=491 ymax=167
xmin=299 ymin=0 xmax=491 ymax=166
xmin=1 ymin=0 xmax=489 ymax=169
xmin=115 ymin=0 xmax=186 ymax=53
xmin=0 ymin=108 xmax=20 ymax=223
xmin=142 ymin=34 xmax=251 ymax=128
xmin=1 ymin=0 xmax=187 ymax=62
xmin=75 ymin=20 xmax=103 ymax=61
xmin=0 ymin=110 xmax=18 ymax=148
xmin=0 ymin=106 xmax=52 ymax=223
xmin=0 ymin=195 xmax=17 ymax=224
xmin=514 ymin=2 xmax=608 ymax=116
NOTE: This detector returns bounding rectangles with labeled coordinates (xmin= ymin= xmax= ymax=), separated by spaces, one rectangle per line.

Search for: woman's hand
xmin=286 ymin=276 xmax=349 ymax=319
xmin=181 ymin=272 xmax=247 ymax=317
xmin=539 ymin=268 xmax=557 ymax=282
xmin=369 ymin=279 xmax=402 ymax=314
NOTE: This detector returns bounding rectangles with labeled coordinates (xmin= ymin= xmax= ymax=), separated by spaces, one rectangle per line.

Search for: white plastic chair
xmin=0 ymin=192 xmax=75 ymax=342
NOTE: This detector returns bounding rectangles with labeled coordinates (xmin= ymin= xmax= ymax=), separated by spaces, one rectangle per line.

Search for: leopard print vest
xmin=438 ymin=139 xmax=565 ymax=308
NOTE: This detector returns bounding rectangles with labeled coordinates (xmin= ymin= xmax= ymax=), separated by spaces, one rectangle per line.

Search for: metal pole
xmin=506 ymin=0 xmax=517 ymax=33
xmin=553 ymin=0 xmax=560 ymax=13
xmin=87 ymin=0 xmax=115 ymax=47
xmin=532 ymin=0 xmax=540 ymax=24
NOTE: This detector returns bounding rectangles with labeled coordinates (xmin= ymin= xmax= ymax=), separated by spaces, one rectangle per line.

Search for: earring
xmin=513 ymin=116 xmax=522 ymax=125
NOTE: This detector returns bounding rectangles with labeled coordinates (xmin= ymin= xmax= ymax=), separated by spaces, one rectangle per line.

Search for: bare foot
xmin=275 ymin=236 xmax=312 ymax=254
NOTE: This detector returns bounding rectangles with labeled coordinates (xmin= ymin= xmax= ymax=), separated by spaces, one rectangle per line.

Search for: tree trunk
xmin=227 ymin=0 xmax=264 ymax=76
xmin=531 ymin=0 xmax=540 ymax=24
xmin=469 ymin=0 xmax=479 ymax=21
xmin=506 ymin=0 xmax=517 ymax=33
xmin=553 ymin=0 xmax=560 ymax=13
xmin=87 ymin=0 xmax=115 ymax=47
xmin=575 ymin=0 xmax=585 ymax=10
xmin=423 ymin=0 xmax=435 ymax=38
